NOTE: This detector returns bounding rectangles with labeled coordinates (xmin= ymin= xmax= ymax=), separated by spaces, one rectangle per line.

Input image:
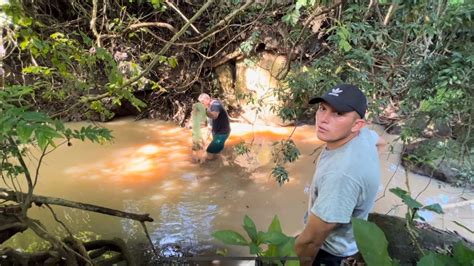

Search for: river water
xmin=4 ymin=118 xmax=473 ymax=263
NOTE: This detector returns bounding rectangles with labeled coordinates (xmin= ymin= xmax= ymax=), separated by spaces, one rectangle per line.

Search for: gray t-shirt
xmin=307 ymin=127 xmax=381 ymax=257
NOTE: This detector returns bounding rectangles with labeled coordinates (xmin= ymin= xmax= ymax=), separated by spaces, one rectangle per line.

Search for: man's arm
xmin=376 ymin=136 xmax=387 ymax=154
xmin=295 ymin=213 xmax=337 ymax=266
xmin=206 ymin=108 xmax=219 ymax=119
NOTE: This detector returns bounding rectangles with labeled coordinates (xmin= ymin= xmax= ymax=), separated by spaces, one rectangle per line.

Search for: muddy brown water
xmin=4 ymin=118 xmax=473 ymax=263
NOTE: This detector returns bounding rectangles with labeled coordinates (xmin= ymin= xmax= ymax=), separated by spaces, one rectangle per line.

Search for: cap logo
xmin=328 ymin=88 xmax=343 ymax=96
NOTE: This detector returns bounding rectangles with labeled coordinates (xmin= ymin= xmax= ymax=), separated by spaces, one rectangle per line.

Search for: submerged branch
xmin=0 ymin=189 xmax=154 ymax=222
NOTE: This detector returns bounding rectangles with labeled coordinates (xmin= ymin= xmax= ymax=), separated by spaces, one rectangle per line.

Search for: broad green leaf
xmin=243 ymin=215 xmax=258 ymax=242
xmin=452 ymin=241 xmax=474 ymax=265
xmin=35 ymin=130 xmax=49 ymax=151
xmin=21 ymin=111 xmax=50 ymax=123
xmin=261 ymin=231 xmax=287 ymax=245
xmin=268 ymin=215 xmax=282 ymax=233
xmin=285 ymin=250 xmax=300 ymax=266
xmin=417 ymin=252 xmax=455 ymax=266
xmin=257 ymin=231 xmax=265 ymax=244
xmin=277 ymin=236 xmax=295 ymax=256
xmin=16 ymin=121 xmax=34 ymax=143
xmin=249 ymin=242 xmax=261 ymax=255
xmin=263 ymin=243 xmax=278 ymax=257
xmin=212 ymin=230 xmax=248 ymax=246
xmin=422 ymin=204 xmax=444 ymax=214
xmin=352 ymin=218 xmax=392 ymax=266
xmin=389 ymin=187 xmax=423 ymax=209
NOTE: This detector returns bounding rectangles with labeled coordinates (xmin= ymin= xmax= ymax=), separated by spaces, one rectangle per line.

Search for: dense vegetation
xmin=1 ymin=0 xmax=472 ymax=264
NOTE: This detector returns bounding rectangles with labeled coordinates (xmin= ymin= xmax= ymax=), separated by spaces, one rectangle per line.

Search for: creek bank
xmin=369 ymin=213 xmax=473 ymax=265
xmin=401 ymin=139 xmax=472 ymax=187
xmin=127 ymin=213 xmax=474 ymax=265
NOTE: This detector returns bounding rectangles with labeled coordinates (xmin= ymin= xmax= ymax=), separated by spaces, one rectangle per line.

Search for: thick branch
xmin=195 ymin=0 xmax=255 ymax=42
xmin=90 ymin=0 xmax=101 ymax=47
xmin=127 ymin=22 xmax=177 ymax=33
xmin=165 ymin=0 xmax=201 ymax=34
xmin=0 ymin=189 xmax=153 ymax=222
xmin=383 ymin=2 xmax=398 ymax=26
xmin=211 ymin=50 xmax=243 ymax=68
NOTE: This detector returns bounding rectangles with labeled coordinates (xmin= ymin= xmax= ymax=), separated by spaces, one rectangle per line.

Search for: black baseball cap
xmin=309 ymin=84 xmax=367 ymax=118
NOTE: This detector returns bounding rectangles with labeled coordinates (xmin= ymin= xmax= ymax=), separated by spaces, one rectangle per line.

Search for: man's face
xmin=315 ymin=102 xmax=359 ymax=143
xmin=200 ymin=98 xmax=211 ymax=107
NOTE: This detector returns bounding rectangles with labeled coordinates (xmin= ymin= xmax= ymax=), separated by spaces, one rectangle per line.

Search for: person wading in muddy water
xmin=190 ymin=101 xmax=208 ymax=163
xmin=295 ymin=84 xmax=387 ymax=266
xmin=197 ymin=93 xmax=231 ymax=161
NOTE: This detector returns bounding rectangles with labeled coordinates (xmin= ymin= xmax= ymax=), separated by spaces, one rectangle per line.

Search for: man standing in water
xmin=295 ymin=84 xmax=386 ymax=266
xmin=198 ymin=93 xmax=231 ymax=160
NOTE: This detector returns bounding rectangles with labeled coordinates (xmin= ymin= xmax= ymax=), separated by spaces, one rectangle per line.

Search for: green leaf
xmin=249 ymin=242 xmax=261 ymax=255
xmin=35 ymin=130 xmax=49 ymax=151
xmin=282 ymin=9 xmax=300 ymax=26
xmin=21 ymin=111 xmax=50 ymax=123
xmin=277 ymin=237 xmax=295 ymax=257
xmin=268 ymin=215 xmax=282 ymax=233
xmin=243 ymin=215 xmax=258 ymax=242
xmin=261 ymin=231 xmax=287 ymax=245
xmin=452 ymin=241 xmax=474 ymax=265
xmin=389 ymin=187 xmax=423 ymax=210
xmin=167 ymin=57 xmax=178 ymax=68
xmin=212 ymin=230 xmax=248 ymax=246
xmin=285 ymin=250 xmax=300 ymax=266
xmin=352 ymin=218 xmax=392 ymax=266
xmin=422 ymin=204 xmax=444 ymax=214
xmin=16 ymin=121 xmax=34 ymax=143
xmin=216 ymin=248 xmax=227 ymax=256
xmin=417 ymin=252 xmax=455 ymax=266
xmin=149 ymin=0 xmax=163 ymax=8
xmin=264 ymin=243 xmax=278 ymax=257
xmin=295 ymin=0 xmax=307 ymax=10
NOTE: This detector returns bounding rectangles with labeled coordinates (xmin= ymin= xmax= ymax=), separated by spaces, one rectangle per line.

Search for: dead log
xmin=369 ymin=213 xmax=474 ymax=265
xmin=0 ymin=205 xmax=27 ymax=244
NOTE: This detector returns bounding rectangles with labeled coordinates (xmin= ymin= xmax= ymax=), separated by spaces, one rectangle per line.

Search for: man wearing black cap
xmin=295 ymin=84 xmax=386 ymax=266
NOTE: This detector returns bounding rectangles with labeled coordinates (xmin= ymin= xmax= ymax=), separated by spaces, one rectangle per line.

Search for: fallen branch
xmin=441 ymin=199 xmax=474 ymax=210
xmin=127 ymin=22 xmax=177 ymax=33
xmin=0 ymin=189 xmax=153 ymax=222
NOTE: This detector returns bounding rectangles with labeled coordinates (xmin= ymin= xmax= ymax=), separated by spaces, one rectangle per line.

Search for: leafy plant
xmin=213 ymin=215 xmax=299 ymax=266
xmin=273 ymin=0 xmax=473 ymax=187
xmin=234 ymin=141 xmax=251 ymax=156
xmin=270 ymin=140 xmax=300 ymax=185
xmin=352 ymin=218 xmax=474 ymax=266
xmin=389 ymin=187 xmax=444 ymax=224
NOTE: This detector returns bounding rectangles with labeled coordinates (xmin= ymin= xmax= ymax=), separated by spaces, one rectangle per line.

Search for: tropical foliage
xmin=213 ymin=215 xmax=299 ymax=266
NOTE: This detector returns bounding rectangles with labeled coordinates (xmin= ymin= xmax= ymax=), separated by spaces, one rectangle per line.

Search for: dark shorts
xmin=206 ymin=133 xmax=229 ymax=154
xmin=313 ymin=249 xmax=357 ymax=266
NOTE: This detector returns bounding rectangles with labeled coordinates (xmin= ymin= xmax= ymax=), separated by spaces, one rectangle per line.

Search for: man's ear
xmin=351 ymin=118 xmax=366 ymax=133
